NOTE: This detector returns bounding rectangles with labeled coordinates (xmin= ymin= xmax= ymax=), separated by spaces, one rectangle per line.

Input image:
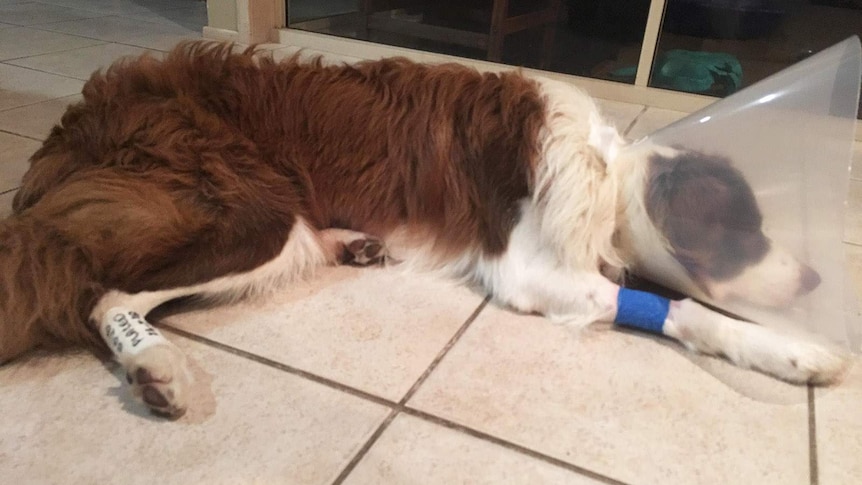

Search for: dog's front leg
xmin=477 ymin=201 xmax=848 ymax=384
xmin=492 ymin=264 xmax=849 ymax=384
xmin=660 ymin=298 xmax=849 ymax=384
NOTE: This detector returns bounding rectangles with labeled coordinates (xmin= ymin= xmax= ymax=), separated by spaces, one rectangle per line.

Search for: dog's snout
xmin=799 ymin=265 xmax=821 ymax=295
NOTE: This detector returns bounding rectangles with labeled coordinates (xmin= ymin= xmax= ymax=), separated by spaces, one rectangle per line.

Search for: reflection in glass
xmin=287 ymin=0 xmax=650 ymax=83
xmin=650 ymin=0 xmax=862 ymax=101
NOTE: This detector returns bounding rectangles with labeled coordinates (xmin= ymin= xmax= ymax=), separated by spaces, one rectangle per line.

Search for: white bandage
xmin=99 ymin=307 xmax=168 ymax=358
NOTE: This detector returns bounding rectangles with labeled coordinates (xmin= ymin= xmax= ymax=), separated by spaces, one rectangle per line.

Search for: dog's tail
xmin=0 ymin=214 xmax=106 ymax=362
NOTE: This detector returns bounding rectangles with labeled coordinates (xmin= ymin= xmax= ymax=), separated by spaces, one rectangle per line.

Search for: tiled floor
xmin=0 ymin=2 xmax=861 ymax=484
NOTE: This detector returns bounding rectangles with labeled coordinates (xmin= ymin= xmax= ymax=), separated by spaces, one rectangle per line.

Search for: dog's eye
xmin=742 ymin=234 xmax=769 ymax=256
xmin=725 ymin=232 xmax=770 ymax=264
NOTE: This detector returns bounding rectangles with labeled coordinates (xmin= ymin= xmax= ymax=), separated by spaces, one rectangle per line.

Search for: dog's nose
xmin=798 ymin=265 xmax=821 ymax=295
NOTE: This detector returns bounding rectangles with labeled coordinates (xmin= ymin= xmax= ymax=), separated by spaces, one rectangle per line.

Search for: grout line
xmin=845 ymin=240 xmax=862 ymax=248
xmin=808 ymin=385 xmax=819 ymax=485
xmin=22 ymin=16 xmax=201 ymax=48
xmin=162 ymin=307 xmax=630 ymax=485
xmin=398 ymin=296 xmax=489 ymax=405
xmin=0 ymin=91 xmax=80 ymax=114
xmin=327 ymin=295 xmax=492 ymax=485
xmin=622 ymin=106 xmax=648 ymax=138
xmin=329 ymin=409 xmax=400 ymax=485
xmin=0 ymin=12 xmax=109 ymax=27
xmin=162 ymin=325 xmax=399 ymax=409
xmin=402 ymin=407 xmax=632 ymax=485
xmin=0 ymin=40 xmax=110 ymax=63
xmin=0 ymin=59 xmax=89 ymax=81
xmin=0 ymin=128 xmax=42 ymax=142
xmin=0 ymin=186 xmax=20 ymax=195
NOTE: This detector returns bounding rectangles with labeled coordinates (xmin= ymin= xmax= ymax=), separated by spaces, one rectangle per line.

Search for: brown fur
xmin=645 ymin=151 xmax=770 ymax=288
xmin=0 ymin=42 xmax=547 ymax=361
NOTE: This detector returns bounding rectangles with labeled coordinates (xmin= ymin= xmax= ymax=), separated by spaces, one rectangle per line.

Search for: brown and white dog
xmin=0 ymin=42 xmax=847 ymax=417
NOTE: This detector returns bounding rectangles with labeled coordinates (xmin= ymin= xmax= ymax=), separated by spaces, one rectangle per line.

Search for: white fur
xmin=664 ymin=299 xmax=848 ymax=383
xmin=469 ymin=200 xmax=619 ymax=326
xmin=707 ymin=243 xmax=808 ymax=307
xmin=532 ymin=78 xmax=624 ymax=276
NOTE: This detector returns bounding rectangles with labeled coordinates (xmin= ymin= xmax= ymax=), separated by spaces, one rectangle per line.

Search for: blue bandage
xmin=614 ymin=288 xmax=670 ymax=334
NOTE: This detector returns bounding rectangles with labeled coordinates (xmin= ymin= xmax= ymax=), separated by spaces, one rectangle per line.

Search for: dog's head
xmin=643 ymin=148 xmax=820 ymax=308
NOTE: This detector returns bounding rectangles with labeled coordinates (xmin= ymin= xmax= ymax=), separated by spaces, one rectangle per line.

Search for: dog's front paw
xmin=124 ymin=343 xmax=192 ymax=418
xmin=771 ymin=341 xmax=851 ymax=385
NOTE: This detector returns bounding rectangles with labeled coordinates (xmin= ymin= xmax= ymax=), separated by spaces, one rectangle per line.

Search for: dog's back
xmin=17 ymin=43 xmax=550 ymax=250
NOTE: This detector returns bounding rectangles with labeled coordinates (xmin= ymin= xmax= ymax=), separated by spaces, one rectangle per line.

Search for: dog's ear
xmin=645 ymin=150 xmax=762 ymax=288
xmin=643 ymin=152 xmax=677 ymax=227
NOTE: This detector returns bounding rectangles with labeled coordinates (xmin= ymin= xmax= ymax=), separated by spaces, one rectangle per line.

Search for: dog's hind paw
xmin=124 ymin=343 xmax=192 ymax=418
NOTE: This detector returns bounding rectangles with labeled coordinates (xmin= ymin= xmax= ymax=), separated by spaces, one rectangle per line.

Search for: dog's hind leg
xmin=0 ymin=165 xmax=333 ymax=416
xmin=88 ymin=216 xmax=330 ymax=417
xmin=86 ymin=225 xmax=387 ymax=416
xmin=0 ymin=215 xmax=107 ymax=363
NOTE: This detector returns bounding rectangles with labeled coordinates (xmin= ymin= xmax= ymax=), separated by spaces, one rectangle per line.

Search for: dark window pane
xmin=650 ymin=0 xmax=862 ymax=101
xmin=287 ymin=0 xmax=650 ymax=83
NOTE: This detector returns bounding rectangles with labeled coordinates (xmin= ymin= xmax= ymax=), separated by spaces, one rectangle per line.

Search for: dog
xmin=0 ymin=42 xmax=848 ymax=417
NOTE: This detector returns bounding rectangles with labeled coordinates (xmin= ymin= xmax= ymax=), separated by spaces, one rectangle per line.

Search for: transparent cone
xmin=632 ymin=37 xmax=862 ymax=351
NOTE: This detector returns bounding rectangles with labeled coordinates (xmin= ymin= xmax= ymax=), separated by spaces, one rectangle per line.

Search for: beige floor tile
xmin=270 ymin=46 xmax=363 ymax=65
xmin=0 ymin=2 xmax=103 ymax=26
xmin=0 ymin=26 xmax=104 ymax=61
xmin=846 ymin=179 xmax=862 ymax=245
xmin=7 ymin=43 xmax=159 ymax=81
xmin=123 ymin=32 xmax=203 ymax=52
xmin=409 ymin=305 xmax=810 ymax=485
xmin=625 ymin=106 xmax=689 ymax=140
xmin=0 ymin=335 xmax=390 ymax=485
xmin=43 ymin=0 xmax=191 ymax=16
xmin=0 ymin=131 xmax=39 ymax=192
xmin=0 ymin=93 xmax=79 ymax=140
xmin=343 ymin=414 xmax=603 ymax=485
xmin=0 ymin=189 xmax=13 ymax=218
xmin=816 ymin=359 xmax=862 ymax=485
xmin=121 ymin=5 xmax=208 ymax=31
xmin=594 ymin=99 xmax=644 ymax=136
xmin=37 ymin=14 xmax=192 ymax=43
xmin=0 ymin=63 xmax=84 ymax=111
xmin=167 ymin=266 xmax=485 ymax=401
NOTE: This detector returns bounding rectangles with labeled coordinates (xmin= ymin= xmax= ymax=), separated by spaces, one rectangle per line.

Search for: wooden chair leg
xmin=540 ymin=0 xmax=563 ymax=69
xmin=359 ymin=0 xmax=372 ymax=40
xmin=487 ymin=0 xmax=509 ymax=63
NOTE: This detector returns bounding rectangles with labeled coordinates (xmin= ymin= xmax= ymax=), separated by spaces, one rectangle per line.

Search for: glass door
xmin=286 ymin=0 xmax=652 ymax=84
xmin=648 ymin=0 xmax=862 ymax=101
